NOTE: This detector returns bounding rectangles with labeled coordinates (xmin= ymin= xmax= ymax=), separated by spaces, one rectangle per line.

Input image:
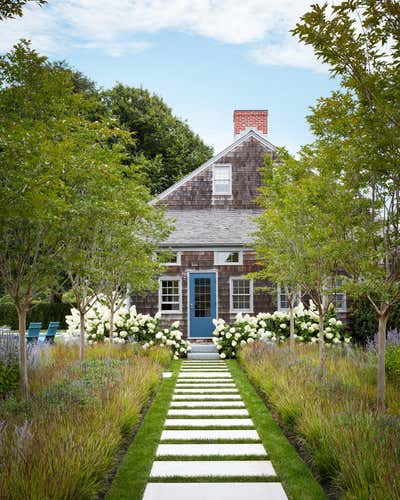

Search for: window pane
xmin=213 ymin=166 xmax=231 ymax=194
xmin=161 ymin=280 xmax=180 ymax=311
xmin=214 ymin=166 xmax=230 ymax=180
xmin=232 ymin=279 xmax=251 ymax=311
xmin=194 ymin=278 xmax=211 ymax=317
xmin=215 ymin=251 xmax=240 ymax=264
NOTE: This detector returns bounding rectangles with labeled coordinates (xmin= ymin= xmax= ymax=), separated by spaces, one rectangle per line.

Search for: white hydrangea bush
xmin=212 ymin=301 xmax=351 ymax=358
xmin=66 ymin=297 xmax=190 ymax=357
xmin=143 ymin=321 xmax=190 ymax=359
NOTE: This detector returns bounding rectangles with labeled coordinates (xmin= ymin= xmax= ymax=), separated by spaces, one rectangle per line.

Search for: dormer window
xmin=213 ymin=164 xmax=232 ymax=195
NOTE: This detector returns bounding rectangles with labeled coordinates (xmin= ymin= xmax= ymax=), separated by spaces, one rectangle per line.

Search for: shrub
xmin=66 ymin=299 xmax=190 ymax=358
xmin=213 ymin=302 xmax=351 ymax=358
xmin=0 ymin=302 xmax=71 ymax=330
xmin=386 ymin=345 xmax=400 ymax=381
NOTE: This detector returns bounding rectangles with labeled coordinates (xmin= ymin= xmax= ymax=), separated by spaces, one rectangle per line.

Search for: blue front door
xmin=189 ymin=272 xmax=216 ymax=338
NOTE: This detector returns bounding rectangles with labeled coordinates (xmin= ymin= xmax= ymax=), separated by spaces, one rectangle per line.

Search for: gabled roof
xmin=150 ymin=129 xmax=276 ymax=205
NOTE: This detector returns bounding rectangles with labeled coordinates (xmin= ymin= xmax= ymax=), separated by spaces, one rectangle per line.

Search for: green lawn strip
xmin=106 ymin=360 xmax=181 ymax=500
xmin=228 ymin=360 xmax=326 ymax=500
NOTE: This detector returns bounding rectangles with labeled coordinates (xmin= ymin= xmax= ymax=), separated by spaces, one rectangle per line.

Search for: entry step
xmin=187 ymin=352 xmax=220 ymax=360
xmin=189 ymin=343 xmax=218 ymax=353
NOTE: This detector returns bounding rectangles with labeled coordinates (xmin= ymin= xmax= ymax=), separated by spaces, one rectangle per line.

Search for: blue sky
xmin=1 ymin=0 xmax=339 ymax=153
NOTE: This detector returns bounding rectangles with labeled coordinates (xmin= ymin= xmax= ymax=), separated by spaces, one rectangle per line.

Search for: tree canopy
xmin=102 ymin=85 xmax=213 ymax=194
xmin=0 ymin=0 xmax=46 ymax=20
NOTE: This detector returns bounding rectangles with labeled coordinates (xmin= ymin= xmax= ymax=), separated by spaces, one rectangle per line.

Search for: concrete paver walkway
xmin=142 ymin=360 xmax=288 ymax=500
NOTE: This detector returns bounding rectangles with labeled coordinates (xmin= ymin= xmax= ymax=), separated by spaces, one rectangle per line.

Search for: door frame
xmin=187 ymin=270 xmax=218 ymax=339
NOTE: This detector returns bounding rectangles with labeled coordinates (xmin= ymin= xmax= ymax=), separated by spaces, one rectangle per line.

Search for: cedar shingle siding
xmin=158 ymin=138 xmax=273 ymax=209
xmin=131 ymin=129 xmax=278 ymax=338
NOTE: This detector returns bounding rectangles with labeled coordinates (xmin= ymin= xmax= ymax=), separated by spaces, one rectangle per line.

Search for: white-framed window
xmin=277 ymin=285 xmax=301 ymax=311
xmin=230 ymin=277 xmax=253 ymax=313
xmin=159 ymin=277 xmax=182 ymax=313
xmin=159 ymin=251 xmax=181 ymax=266
xmin=326 ymin=276 xmax=347 ymax=312
xmin=214 ymin=251 xmax=242 ymax=265
xmin=213 ymin=164 xmax=232 ymax=195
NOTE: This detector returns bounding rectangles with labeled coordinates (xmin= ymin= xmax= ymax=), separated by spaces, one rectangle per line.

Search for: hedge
xmin=0 ymin=303 xmax=72 ymax=330
xmin=350 ymin=296 xmax=400 ymax=344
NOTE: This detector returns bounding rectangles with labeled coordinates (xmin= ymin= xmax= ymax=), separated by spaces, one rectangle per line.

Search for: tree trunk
xmin=79 ymin=310 xmax=85 ymax=362
xmin=109 ymin=306 xmax=114 ymax=345
xmin=17 ymin=308 xmax=29 ymax=399
xmin=318 ymin=311 xmax=325 ymax=377
xmin=377 ymin=310 xmax=389 ymax=413
xmin=289 ymin=302 xmax=295 ymax=353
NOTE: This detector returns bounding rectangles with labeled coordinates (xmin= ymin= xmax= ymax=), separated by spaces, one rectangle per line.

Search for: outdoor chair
xmin=26 ymin=322 xmax=42 ymax=343
xmin=43 ymin=321 xmax=59 ymax=344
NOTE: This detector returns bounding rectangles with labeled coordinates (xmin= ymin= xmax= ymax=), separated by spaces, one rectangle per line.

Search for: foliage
xmin=294 ymin=0 xmax=400 ymax=410
xmin=0 ymin=330 xmax=19 ymax=396
xmin=213 ymin=302 xmax=350 ymax=358
xmin=0 ymin=41 xmax=153 ymax=393
xmin=239 ymin=343 xmax=400 ymax=498
xmin=0 ymin=302 xmax=71 ymax=330
xmin=141 ymin=345 xmax=172 ymax=368
xmin=0 ymin=345 xmax=161 ymax=498
xmin=385 ymin=346 xmax=400 ymax=381
xmin=101 ymin=85 xmax=213 ymax=194
xmin=0 ymin=0 xmax=46 ymax=20
xmin=66 ymin=300 xmax=190 ymax=358
xmin=254 ymin=148 xmax=360 ymax=373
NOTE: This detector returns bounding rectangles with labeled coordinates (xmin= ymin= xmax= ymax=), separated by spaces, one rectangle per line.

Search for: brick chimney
xmin=233 ymin=109 xmax=268 ymax=139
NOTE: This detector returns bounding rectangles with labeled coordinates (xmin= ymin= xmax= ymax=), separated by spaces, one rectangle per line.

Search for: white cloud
xmin=0 ymin=0 xmax=324 ymax=70
xmin=251 ymin=37 xmax=327 ymax=73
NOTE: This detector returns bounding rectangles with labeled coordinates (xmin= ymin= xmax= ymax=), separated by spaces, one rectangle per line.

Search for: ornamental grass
xmin=239 ymin=342 xmax=400 ymax=499
xmin=0 ymin=344 xmax=163 ymax=499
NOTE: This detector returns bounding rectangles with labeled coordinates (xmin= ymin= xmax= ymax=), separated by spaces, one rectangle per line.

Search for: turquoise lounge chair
xmin=43 ymin=321 xmax=59 ymax=344
xmin=26 ymin=322 xmax=42 ymax=343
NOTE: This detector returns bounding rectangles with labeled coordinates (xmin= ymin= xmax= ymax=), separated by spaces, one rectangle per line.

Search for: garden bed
xmin=0 ymin=344 xmax=170 ymax=499
xmin=238 ymin=343 xmax=400 ymax=499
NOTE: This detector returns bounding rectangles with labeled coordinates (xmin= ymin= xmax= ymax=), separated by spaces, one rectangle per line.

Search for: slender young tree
xmin=251 ymin=152 xmax=304 ymax=353
xmin=294 ymin=0 xmax=400 ymax=411
xmin=93 ymin=188 xmax=171 ymax=344
xmin=254 ymin=151 xmax=359 ymax=373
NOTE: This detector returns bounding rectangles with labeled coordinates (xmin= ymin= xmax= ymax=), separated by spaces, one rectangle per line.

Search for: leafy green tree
xmin=102 ymin=85 xmax=213 ymax=194
xmin=0 ymin=0 xmax=46 ymax=20
xmin=294 ymin=0 xmax=400 ymax=411
xmin=254 ymin=151 xmax=360 ymax=373
xmin=0 ymin=42 xmax=164 ymax=394
xmin=250 ymin=151 xmax=306 ymax=353
xmin=95 ymin=191 xmax=171 ymax=343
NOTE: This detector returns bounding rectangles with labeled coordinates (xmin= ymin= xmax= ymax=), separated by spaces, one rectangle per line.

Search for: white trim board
xmin=150 ymin=130 xmax=276 ymax=205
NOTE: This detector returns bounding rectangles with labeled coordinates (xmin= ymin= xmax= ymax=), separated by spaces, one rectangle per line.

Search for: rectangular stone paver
xmin=164 ymin=418 xmax=254 ymax=427
xmin=168 ymin=409 xmax=249 ymax=416
xmin=150 ymin=460 xmax=275 ymax=478
xmin=175 ymin=384 xmax=237 ymax=392
xmin=170 ymin=401 xmax=245 ymax=408
xmin=179 ymin=373 xmax=232 ymax=378
xmin=161 ymin=430 xmax=260 ymax=441
xmin=156 ymin=443 xmax=267 ymax=457
xmin=173 ymin=394 xmax=241 ymax=400
xmin=174 ymin=388 xmax=238 ymax=393
xmin=143 ymin=482 xmax=288 ymax=500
